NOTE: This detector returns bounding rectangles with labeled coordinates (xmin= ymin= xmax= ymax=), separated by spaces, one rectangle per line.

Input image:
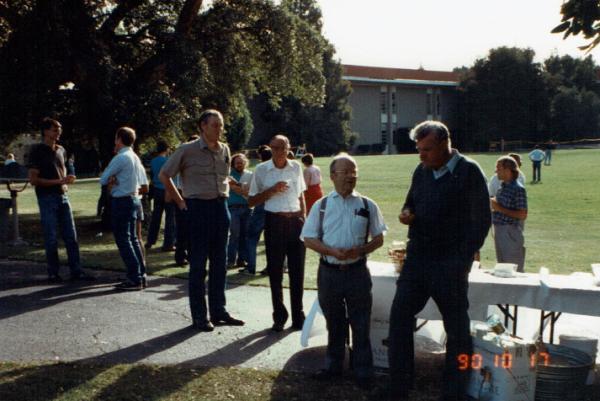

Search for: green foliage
xmin=552 ymin=0 xmax=600 ymax=52
xmin=458 ymin=47 xmax=549 ymax=149
xmin=0 ymin=0 xmax=330 ymax=161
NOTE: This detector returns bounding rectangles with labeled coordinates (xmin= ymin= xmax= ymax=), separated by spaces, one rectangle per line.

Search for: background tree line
xmin=456 ymin=47 xmax=600 ymax=150
xmin=0 ymin=0 xmax=353 ymax=165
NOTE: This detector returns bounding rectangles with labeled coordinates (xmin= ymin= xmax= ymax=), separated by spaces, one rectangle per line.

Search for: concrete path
xmin=0 ymin=259 xmax=328 ymax=372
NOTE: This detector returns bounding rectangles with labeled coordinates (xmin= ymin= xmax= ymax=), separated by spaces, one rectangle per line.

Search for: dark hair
xmin=231 ymin=153 xmax=248 ymax=168
xmin=115 ymin=126 xmax=136 ymax=146
xmin=301 ymin=153 xmax=314 ymax=166
xmin=156 ymin=140 xmax=169 ymax=153
xmin=40 ymin=117 xmax=61 ymax=137
xmin=409 ymin=120 xmax=450 ymax=142
xmin=507 ymin=153 xmax=522 ymax=167
xmin=197 ymin=109 xmax=223 ymax=129
xmin=258 ymin=145 xmax=272 ymax=162
xmin=187 ymin=134 xmax=200 ymax=142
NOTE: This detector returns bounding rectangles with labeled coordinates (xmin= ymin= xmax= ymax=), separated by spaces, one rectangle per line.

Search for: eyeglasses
xmin=270 ymin=145 xmax=289 ymax=151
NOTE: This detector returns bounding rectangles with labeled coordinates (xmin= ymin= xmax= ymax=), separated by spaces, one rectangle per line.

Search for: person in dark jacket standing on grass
xmin=387 ymin=121 xmax=491 ymax=401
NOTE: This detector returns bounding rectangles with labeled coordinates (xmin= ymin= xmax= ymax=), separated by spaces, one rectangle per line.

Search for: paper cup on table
xmin=592 ymin=264 xmax=600 ymax=286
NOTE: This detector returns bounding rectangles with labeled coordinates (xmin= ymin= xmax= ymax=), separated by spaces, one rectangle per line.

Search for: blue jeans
xmin=227 ymin=205 xmax=250 ymax=266
xmin=146 ymin=188 xmax=176 ymax=249
xmin=187 ymin=198 xmax=230 ymax=324
xmin=245 ymin=204 xmax=266 ymax=274
xmin=111 ymin=196 xmax=145 ymax=284
xmin=532 ymin=161 xmax=542 ymax=182
xmin=37 ymin=193 xmax=82 ymax=277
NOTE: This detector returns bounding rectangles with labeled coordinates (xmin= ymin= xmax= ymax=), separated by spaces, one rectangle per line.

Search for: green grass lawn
xmin=2 ymin=149 xmax=600 ymax=288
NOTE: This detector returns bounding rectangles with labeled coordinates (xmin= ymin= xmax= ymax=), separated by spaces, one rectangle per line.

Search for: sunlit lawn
xmin=2 ymin=149 xmax=600 ymax=288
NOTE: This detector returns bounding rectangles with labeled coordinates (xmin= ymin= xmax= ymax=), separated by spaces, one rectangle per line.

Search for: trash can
xmin=0 ymin=198 xmax=12 ymax=241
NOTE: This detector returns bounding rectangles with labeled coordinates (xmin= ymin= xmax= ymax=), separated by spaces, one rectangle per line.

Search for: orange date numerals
xmin=530 ymin=352 xmax=550 ymax=368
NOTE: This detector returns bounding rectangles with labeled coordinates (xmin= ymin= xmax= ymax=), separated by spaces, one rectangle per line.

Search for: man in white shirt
xmin=301 ymin=153 xmax=387 ymax=390
xmin=100 ymin=127 xmax=147 ymax=291
xmin=248 ymin=135 xmax=307 ymax=332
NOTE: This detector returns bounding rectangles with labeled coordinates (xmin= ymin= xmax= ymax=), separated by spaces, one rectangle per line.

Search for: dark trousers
xmin=318 ymin=261 xmax=373 ymax=379
xmin=246 ymin=204 xmax=266 ymax=273
xmin=174 ymin=204 xmax=189 ymax=264
xmin=532 ymin=161 xmax=542 ymax=182
xmin=147 ymin=188 xmax=176 ymax=249
xmin=388 ymin=254 xmax=472 ymax=400
xmin=111 ymin=196 xmax=145 ymax=284
xmin=187 ymin=198 xmax=230 ymax=324
xmin=264 ymin=212 xmax=305 ymax=326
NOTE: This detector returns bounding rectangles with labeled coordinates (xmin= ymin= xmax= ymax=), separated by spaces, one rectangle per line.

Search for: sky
xmin=317 ymin=0 xmax=600 ymax=71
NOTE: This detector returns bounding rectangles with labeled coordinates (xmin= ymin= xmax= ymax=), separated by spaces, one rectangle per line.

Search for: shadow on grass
xmin=0 ymin=327 xmax=294 ymax=401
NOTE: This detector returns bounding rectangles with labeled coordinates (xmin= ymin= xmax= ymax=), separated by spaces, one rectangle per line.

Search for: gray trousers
xmin=493 ymin=223 xmax=525 ymax=272
xmin=317 ymin=260 xmax=373 ymax=379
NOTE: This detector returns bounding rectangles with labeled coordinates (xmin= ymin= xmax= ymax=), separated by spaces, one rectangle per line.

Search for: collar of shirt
xmin=432 ymin=149 xmax=460 ymax=180
xmin=118 ymin=146 xmax=132 ymax=155
xmin=265 ymin=159 xmax=293 ymax=171
xmin=196 ymin=136 xmax=222 ymax=152
xmin=331 ymin=190 xmax=360 ymax=200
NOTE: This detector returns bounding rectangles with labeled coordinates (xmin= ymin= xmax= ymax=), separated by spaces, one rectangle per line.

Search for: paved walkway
xmin=0 ymin=259 xmax=328 ymax=372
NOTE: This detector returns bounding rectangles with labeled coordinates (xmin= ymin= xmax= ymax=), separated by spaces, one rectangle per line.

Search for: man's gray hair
xmin=409 ymin=120 xmax=450 ymax=142
xmin=329 ymin=152 xmax=357 ymax=174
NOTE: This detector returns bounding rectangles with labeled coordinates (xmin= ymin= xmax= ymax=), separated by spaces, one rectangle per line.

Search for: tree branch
xmin=99 ymin=0 xmax=145 ymax=38
xmin=176 ymin=0 xmax=203 ymax=37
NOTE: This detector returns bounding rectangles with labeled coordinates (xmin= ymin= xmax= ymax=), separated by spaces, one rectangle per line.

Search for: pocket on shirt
xmin=352 ymin=215 xmax=369 ymax=242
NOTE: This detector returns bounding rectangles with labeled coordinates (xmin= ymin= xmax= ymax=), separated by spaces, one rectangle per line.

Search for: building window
xmin=381 ymin=123 xmax=388 ymax=144
xmin=391 ymin=91 xmax=396 ymax=112
xmin=426 ymin=90 xmax=433 ymax=116
xmin=380 ymin=91 xmax=387 ymax=113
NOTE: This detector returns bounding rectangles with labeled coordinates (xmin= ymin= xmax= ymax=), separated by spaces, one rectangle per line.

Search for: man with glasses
xmin=248 ymin=135 xmax=306 ymax=332
xmin=301 ymin=153 xmax=387 ymax=390
xmin=387 ymin=121 xmax=490 ymax=401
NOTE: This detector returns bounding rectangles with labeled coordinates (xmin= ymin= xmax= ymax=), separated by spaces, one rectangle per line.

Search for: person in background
xmin=544 ymin=140 xmax=555 ymax=166
xmin=146 ymin=140 xmax=176 ymax=252
xmin=528 ymin=145 xmax=545 ymax=183
xmin=100 ymin=127 xmax=147 ymax=290
xmin=491 ymin=156 xmax=528 ymax=272
xmin=66 ymin=154 xmax=75 ymax=176
xmin=387 ymin=121 xmax=490 ymax=401
xmin=174 ymin=134 xmax=199 ymax=267
xmin=301 ymin=153 xmax=387 ymax=390
xmin=301 ymin=153 xmax=323 ymax=214
xmin=487 ymin=153 xmax=525 ymax=197
xmin=28 ymin=118 xmax=95 ymax=283
xmin=248 ymin=135 xmax=306 ymax=332
xmin=4 ymin=153 xmax=16 ymax=165
xmin=248 ymin=145 xmax=272 ymax=276
xmin=227 ymin=153 xmax=253 ymax=271
xmin=160 ymin=109 xmax=244 ymax=331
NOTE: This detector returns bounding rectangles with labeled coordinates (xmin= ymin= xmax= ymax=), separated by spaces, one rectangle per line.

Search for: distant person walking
xmin=544 ymin=140 xmax=555 ymax=166
xmin=528 ymin=145 xmax=545 ymax=183
xmin=301 ymin=153 xmax=323 ymax=214
xmin=100 ymin=127 xmax=147 ymax=290
xmin=160 ymin=109 xmax=244 ymax=331
xmin=28 ymin=118 xmax=95 ymax=283
xmin=491 ymin=156 xmax=528 ymax=272
xmin=146 ymin=140 xmax=176 ymax=252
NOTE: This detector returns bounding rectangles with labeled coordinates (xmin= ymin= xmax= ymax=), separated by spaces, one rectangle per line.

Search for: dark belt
xmin=319 ymin=258 xmax=367 ymax=271
xmin=268 ymin=211 xmax=303 ymax=218
xmin=228 ymin=204 xmax=248 ymax=209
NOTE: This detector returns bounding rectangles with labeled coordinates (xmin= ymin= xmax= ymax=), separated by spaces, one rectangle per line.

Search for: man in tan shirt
xmin=160 ymin=109 xmax=244 ymax=332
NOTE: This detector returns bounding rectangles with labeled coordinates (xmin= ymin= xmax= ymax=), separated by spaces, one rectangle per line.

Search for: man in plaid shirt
xmin=491 ymin=156 xmax=528 ymax=272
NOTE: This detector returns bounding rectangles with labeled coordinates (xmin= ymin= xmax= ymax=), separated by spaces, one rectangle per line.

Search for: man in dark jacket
xmin=387 ymin=121 xmax=491 ymax=401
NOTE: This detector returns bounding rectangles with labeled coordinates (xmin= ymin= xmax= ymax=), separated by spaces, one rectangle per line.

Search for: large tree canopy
xmin=0 ymin=0 xmax=334 ymax=160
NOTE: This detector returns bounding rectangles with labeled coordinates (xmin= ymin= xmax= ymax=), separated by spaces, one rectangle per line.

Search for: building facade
xmin=343 ymin=65 xmax=459 ymax=154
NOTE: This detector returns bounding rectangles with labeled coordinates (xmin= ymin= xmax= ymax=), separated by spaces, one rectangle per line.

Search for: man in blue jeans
xmin=100 ymin=127 xmax=147 ymax=291
xmin=227 ymin=153 xmax=252 ymax=271
xmin=160 ymin=109 xmax=244 ymax=332
xmin=28 ymin=118 xmax=95 ymax=283
xmin=146 ymin=140 xmax=176 ymax=251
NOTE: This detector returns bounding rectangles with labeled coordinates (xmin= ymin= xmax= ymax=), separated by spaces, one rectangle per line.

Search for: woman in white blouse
xmin=301 ymin=153 xmax=323 ymax=213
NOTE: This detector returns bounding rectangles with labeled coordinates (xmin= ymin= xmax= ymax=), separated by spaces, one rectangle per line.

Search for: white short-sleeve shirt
xmin=249 ymin=159 xmax=306 ymax=212
xmin=300 ymin=191 xmax=388 ymax=265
